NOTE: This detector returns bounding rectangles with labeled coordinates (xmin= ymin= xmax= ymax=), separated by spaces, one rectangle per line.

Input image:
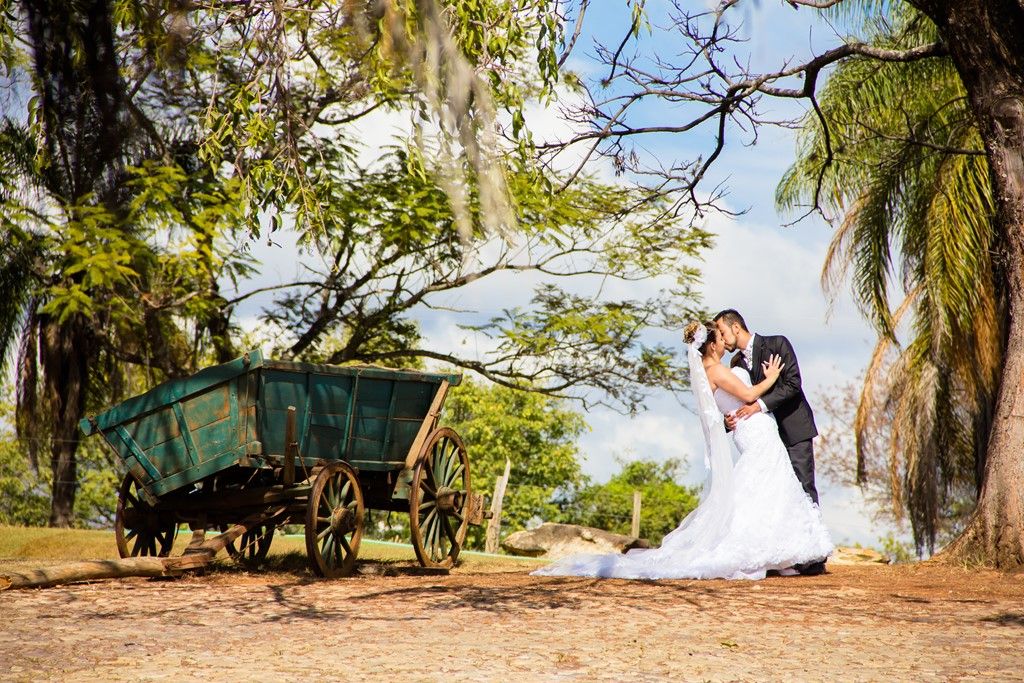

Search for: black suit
xmin=732 ymin=333 xmax=819 ymax=504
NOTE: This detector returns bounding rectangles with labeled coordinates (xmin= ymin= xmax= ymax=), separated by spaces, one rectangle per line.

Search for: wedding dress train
xmin=532 ymin=348 xmax=832 ymax=580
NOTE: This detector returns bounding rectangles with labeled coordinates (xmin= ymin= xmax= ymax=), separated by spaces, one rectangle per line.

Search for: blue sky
xmin=237 ymin=2 xmax=899 ymax=548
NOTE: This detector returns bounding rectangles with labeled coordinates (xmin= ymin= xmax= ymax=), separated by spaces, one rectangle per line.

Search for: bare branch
xmin=557 ymin=0 xmax=589 ymax=69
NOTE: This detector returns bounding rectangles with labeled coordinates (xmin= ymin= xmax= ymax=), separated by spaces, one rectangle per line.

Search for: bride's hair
xmin=683 ymin=320 xmax=717 ymax=355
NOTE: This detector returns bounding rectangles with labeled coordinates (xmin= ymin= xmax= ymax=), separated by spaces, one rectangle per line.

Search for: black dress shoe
xmin=798 ymin=560 xmax=827 ymax=576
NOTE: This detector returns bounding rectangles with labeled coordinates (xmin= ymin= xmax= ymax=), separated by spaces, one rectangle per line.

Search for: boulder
xmin=829 ymin=546 xmax=890 ymax=565
xmin=501 ymin=523 xmax=649 ymax=559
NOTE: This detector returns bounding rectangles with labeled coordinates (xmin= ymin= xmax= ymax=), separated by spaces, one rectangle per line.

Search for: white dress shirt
xmin=744 ymin=333 xmax=768 ymax=413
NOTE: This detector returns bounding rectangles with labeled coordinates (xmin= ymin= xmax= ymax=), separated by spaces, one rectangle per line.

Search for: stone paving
xmin=1 ymin=562 xmax=1022 ymax=681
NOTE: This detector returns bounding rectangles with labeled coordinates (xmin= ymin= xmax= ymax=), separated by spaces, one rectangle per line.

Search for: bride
xmin=533 ymin=320 xmax=832 ymax=580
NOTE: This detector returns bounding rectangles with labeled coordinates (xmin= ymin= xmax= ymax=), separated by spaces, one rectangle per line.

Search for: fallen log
xmin=2 ymin=557 xmax=177 ymax=590
xmin=1 ymin=507 xmax=286 ymax=591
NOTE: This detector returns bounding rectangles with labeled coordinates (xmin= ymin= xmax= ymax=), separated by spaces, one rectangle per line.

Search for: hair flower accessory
xmin=690 ymin=324 xmax=707 ymax=348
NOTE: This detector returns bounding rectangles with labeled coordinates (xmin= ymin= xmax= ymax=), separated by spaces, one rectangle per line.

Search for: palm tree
xmin=1 ymin=2 xmax=179 ymax=526
xmin=776 ymin=7 xmax=1003 ymax=554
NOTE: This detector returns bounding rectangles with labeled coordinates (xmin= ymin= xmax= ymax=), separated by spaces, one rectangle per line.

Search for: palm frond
xmin=777 ymin=4 xmax=1001 ymax=552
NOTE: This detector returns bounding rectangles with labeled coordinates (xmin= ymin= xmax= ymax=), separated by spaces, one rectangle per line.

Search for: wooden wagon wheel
xmin=305 ymin=462 xmax=364 ymax=578
xmin=114 ymin=474 xmax=177 ymax=558
xmin=409 ymin=427 xmax=471 ymax=568
xmin=221 ymin=522 xmax=275 ymax=568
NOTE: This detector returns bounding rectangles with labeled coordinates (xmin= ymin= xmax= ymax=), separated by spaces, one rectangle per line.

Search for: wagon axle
xmin=329 ymin=504 xmax=358 ymax=536
xmin=435 ymin=487 xmax=463 ymax=513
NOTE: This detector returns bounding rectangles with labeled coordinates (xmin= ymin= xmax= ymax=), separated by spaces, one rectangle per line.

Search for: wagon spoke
xmin=326 ymin=479 xmax=340 ymax=508
xmin=156 ymin=530 xmax=168 ymax=553
xmin=425 ymin=514 xmax=438 ymax=559
xmin=332 ymin=535 xmax=343 ymax=565
xmin=422 ymin=507 xmax=436 ymax=532
xmin=434 ymin=444 xmax=450 ymax=485
xmin=447 ymin=462 xmax=464 ymax=488
xmin=425 ymin=457 xmax=439 ymax=489
xmin=418 ymin=499 xmax=434 ymax=511
xmin=435 ymin=455 xmax=450 ymax=490
xmin=437 ymin=449 xmax=450 ymax=486
xmin=443 ymin=515 xmax=457 ymax=545
xmin=339 ymin=480 xmax=351 ymax=502
xmin=423 ymin=514 xmax=437 ymax=556
xmin=440 ymin=437 xmax=455 ymax=465
xmin=321 ymin=534 xmax=334 ymax=558
xmin=317 ymin=525 xmax=332 ymax=541
xmin=434 ymin=517 xmax=447 ymax=561
xmin=444 ymin=438 xmax=460 ymax=471
xmin=434 ymin=514 xmax=447 ymax=560
xmin=432 ymin=449 xmax=447 ymax=488
xmin=340 ymin=535 xmax=352 ymax=556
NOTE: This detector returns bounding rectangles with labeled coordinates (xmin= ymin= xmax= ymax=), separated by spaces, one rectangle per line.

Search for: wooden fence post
xmin=485 ymin=458 xmax=511 ymax=554
xmin=631 ymin=490 xmax=642 ymax=538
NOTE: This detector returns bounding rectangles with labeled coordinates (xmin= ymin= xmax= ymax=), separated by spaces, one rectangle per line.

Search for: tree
xmin=165 ymin=1 xmax=709 ymax=412
xmin=441 ymin=379 xmax=588 ymax=549
xmin=560 ymin=458 xmax=699 ymax=545
xmin=813 ymin=379 xmax=976 ymax=553
xmin=0 ymin=0 xmax=256 ymax=525
xmin=777 ymin=6 xmax=998 ymax=554
xmin=255 ymin=149 xmax=708 ymax=412
xmin=1 ymin=0 xmax=702 ymax=523
xmin=0 ymin=0 xmax=145 ymax=526
xmin=546 ymin=0 xmax=1024 ymax=568
xmin=0 ymin=392 xmax=120 ymax=529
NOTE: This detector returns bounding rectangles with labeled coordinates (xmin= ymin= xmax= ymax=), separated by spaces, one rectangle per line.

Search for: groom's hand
xmin=735 ymin=402 xmax=762 ymax=420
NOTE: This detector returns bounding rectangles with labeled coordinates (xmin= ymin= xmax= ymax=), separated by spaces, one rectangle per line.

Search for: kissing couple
xmin=534 ymin=309 xmax=832 ymax=580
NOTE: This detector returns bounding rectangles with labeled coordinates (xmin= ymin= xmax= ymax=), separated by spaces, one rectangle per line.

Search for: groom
xmin=714 ymin=309 xmax=826 ymax=576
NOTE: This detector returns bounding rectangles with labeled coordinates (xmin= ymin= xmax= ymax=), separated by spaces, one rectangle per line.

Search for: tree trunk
xmin=921 ymin=0 xmax=1024 ymax=568
xmin=42 ymin=316 xmax=95 ymax=527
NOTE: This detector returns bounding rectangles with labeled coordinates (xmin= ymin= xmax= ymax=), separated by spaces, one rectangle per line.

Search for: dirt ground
xmin=1 ymin=561 xmax=1023 ymax=682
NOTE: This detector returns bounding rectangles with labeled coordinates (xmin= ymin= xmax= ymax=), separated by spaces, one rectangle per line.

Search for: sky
xmin=234 ymin=2 xmax=901 ymax=548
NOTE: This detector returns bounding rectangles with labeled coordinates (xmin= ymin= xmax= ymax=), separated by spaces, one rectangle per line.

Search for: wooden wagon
xmin=79 ymin=350 xmax=486 ymax=577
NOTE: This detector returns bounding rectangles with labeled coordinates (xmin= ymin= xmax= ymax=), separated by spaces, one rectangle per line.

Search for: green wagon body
xmin=81 ymin=350 xmax=461 ymax=499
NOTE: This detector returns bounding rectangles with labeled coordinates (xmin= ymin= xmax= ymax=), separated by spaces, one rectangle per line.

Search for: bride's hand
xmin=762 ymin=354 xmax=785 ymax=380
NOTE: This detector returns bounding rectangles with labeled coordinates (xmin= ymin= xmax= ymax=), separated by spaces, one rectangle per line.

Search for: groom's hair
xmin=714 ymin=309 xmax=748 ymax=331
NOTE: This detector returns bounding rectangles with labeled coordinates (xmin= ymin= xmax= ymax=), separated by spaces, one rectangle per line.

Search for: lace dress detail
xmin=533 ymin=366 xmax=832 ymax=580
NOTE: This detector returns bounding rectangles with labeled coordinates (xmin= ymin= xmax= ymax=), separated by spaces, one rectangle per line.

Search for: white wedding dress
xmin=533 ymin=344 xmax=832 ymax=580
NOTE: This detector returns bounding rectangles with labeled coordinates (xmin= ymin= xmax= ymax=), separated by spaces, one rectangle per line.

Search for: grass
xmin=0 ymin=525 xmax=543 ymax=574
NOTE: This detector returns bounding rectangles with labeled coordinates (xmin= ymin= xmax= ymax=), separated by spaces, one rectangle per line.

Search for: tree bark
xmin=42 ymin=316 xmax=96 ymax=527
xmin=917 ymin=0 xmax=1024 ymax=568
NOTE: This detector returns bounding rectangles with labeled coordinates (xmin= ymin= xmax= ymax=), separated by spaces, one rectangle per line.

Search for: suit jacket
xmin=731 ymin=333 xmax=817 ymax=446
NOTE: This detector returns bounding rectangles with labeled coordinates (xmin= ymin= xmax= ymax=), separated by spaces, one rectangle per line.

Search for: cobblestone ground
xmin=1 ymin=562 xmax=1023 ymax=682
